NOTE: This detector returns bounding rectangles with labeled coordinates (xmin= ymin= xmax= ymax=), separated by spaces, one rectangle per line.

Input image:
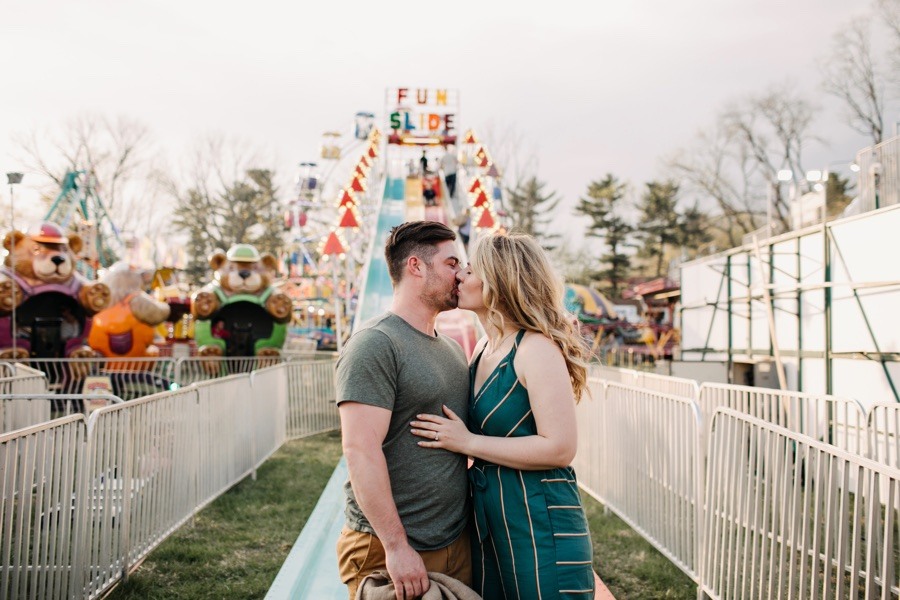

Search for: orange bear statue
xmin=88 ymin=262 xmax=170 ymax=364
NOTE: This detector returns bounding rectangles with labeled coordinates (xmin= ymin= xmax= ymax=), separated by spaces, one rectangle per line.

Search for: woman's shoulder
xmin=517 ymin=330 xmax=563 ymax=359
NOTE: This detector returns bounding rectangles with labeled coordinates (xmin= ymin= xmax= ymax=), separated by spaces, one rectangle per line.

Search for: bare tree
xmin=668 ymin=124 xmax=759 ymax=246
xmin=821 ymin=17 xmax=886 ymax=145
xmin=669 ymin=86 xmax=817 ymax=244
xmin=877 ymin=0 xmax=900 ymax=82
xmin=12 ymin=113 xmax=165 ymax=241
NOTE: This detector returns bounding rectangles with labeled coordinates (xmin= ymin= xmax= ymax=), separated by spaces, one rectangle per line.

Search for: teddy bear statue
xmin=0 ymin=222 xmax=111 ymax=360
xmin=87 ymin=261 xmax=171 ymax=362
xmin=191 ymin=244 xmax=292 ymax=364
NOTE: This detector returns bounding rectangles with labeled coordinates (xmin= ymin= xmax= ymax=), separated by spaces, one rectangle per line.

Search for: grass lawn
xmin=107 ymin=429 xmax=696 ymax=599
xmin=584 ymin=496 xmax=696 ymax=599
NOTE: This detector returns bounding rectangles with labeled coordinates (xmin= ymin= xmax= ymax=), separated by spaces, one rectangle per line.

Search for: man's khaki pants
xmin=336 ymin=526 xmax=472 ymax=599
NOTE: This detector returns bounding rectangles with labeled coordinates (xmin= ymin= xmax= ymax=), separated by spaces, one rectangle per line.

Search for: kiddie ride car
xmin=191 ymin=244 xmax=292 ymax=375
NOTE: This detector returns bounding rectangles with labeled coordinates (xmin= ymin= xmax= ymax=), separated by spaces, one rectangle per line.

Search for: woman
xmin=411 ymin=232 xmax=595 ymax=599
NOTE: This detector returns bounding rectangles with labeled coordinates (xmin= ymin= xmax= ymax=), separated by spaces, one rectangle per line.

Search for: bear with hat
xmin=0 ymin=222 xmax=111 ymax=359
xmin=191 ymin=243 xmax=292 ymax=362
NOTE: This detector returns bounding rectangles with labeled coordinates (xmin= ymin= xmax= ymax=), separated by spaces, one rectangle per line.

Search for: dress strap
xmin=511 ymin=329 xmax=527 ymax=350
xmin=471 ymin=342 xmax=487 ymax=369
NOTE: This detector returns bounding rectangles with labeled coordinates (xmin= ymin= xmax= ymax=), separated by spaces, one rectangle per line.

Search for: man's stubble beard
xmin=421 ymin=270 xmax=458 ymax=313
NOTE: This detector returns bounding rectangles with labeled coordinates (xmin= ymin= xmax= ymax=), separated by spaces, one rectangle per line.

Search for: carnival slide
xmin=354 ymin=170 xmax=480 ymax=357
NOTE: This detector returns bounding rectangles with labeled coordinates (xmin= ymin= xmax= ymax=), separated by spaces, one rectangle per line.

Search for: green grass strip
xmin=584 ymin=496 xmax=696 ymax=599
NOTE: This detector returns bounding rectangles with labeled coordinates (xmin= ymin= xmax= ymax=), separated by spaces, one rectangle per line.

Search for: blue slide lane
xmin=353 ymin=177 xmax=406 ymax=327
xmin=267 ymin=179 xmax=408 ymax=599
xmin=264 ymin=459 xmax=348 ymax=599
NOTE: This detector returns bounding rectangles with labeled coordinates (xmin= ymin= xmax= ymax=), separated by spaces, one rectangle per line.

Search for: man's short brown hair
xmin=385 ymin=220 xmax=456 ymax=284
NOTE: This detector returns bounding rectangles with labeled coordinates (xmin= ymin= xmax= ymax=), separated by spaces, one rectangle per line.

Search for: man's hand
xmin=385 ymin=543 xmax=430 ymax=600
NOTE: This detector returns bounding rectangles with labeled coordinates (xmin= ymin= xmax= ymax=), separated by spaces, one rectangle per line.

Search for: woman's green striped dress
xmin=468 ymin=330 xmax=595 ymax=599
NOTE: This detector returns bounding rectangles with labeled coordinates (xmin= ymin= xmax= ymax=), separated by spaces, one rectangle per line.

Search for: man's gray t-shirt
xmin=336 ymin=312 xmax=469 ymax=551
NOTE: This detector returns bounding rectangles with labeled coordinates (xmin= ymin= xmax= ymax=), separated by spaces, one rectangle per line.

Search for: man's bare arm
xmin=339 ymin=402 xmax=429 ymax=599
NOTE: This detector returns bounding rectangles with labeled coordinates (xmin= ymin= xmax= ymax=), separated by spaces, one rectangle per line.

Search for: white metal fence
xmin=868 ymin=402 xmax=900 ymax=471
xmin=702 ymin=408 xmax=900 ymax=599
xmin=0 ymin=357 xmax=339 ymax=600
xmin=282 ymin=360 xmax=339 ymax=439
xmin=577 ymin=364 xmax=900 ymax=597
xmin=699 ymin=382 xmax=867 ymax=456
xmin=0 ymin=367 xmax=50 ymax=433
xmin=856 ymin=134 xmax=900 ymax=212
xmin=0 ymin=415 xmax=85 ymax=600
xmin=587 ymin=364 xmax=640 ymax=385
xmin=574 ymin=379 xmax=704 ymax=578
xmin=12 ymin=356 xmax=900 ymax=599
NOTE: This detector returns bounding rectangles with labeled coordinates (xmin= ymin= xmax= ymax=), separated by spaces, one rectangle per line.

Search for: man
xmin=439 ymin=146 xmax=458 ymax=198
xmin=336 ymin=221 xmax=470 ymax=600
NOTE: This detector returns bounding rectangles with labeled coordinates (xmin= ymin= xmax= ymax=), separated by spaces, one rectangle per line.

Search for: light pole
xmin=6 ymin=172 xmax=23 ymax=360
xmin=798 ymin=160 xmax=860 ymax=226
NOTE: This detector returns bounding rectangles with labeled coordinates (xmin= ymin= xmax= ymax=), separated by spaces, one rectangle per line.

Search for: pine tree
xmin=174 ymin=168 xmax=284 ymax=285
xmin=635 ymin=180 xmax=681 ymax=277
xmin=505 ymin=176 xmax=561 ymax=248
xmin=678 ymin=203 xmax=714 ymax=257
xmin=574 ymin=174 xmax=633 ymax=295
xmin=825 ymin=171 xmax=855 ymax=218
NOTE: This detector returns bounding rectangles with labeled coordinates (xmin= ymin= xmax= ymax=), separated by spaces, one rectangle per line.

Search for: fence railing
xmin=8 ymin=356 xmax=900 ymax=599
xmin=699 ymin=382 xmax=867 ymax=456
xmin=0 ymin=369 xmax=50 ymax=433
xmin=577 ymin=364 xmax=900 ymax=598
xmin=587 ymin=364 xmax=640 ymax=385
xmin=282 ymin=360 xmax=338 ymax=439
xmin=0 ymin=415 xmax=86 ymax=599
xmin=0 ymin=354 xmax=336 ymax=401
xmin=702 ymin=408 xmax=900 ymax=599
xmin=636 ymin=371 xmax=699 ymax=400
xmin=0 ymin=356 xmax=339 ymax=600
xmin=867 ymin=402 xmax=900 ymax=471
xmin=856 ymin=134 xmax=900 ymax=212
xmin=574 ymin=379 xmax=704 ymax=580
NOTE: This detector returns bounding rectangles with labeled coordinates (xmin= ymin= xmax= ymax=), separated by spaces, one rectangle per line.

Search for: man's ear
xmin=406 ymin=255 xmax=425 ymax=278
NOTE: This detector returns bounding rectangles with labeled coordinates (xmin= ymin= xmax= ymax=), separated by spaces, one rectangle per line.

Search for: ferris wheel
xmin=283 ymin=113 xmax=379 ymax=277
xmin=44 ymin=170 xmax=124 ymax=278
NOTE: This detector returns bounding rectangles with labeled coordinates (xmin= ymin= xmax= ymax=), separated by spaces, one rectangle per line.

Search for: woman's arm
xmin=411 ymin=332 xmax=578 ymax=470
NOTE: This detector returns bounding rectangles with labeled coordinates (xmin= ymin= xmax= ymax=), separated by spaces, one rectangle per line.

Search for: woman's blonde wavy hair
xmin=470 ymin=232 xmax=590 ymax=401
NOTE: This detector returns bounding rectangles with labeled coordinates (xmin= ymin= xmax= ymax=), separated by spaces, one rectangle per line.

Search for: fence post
xmin=173 ymin=357 xmax=184 ymax=388
xmin=73 ymin=417 xmax=93 ymax=598
xmin=119 ymin=411 xmax=134 ymax=581
xmin=249 ymin=370 xmax=258 ymax=482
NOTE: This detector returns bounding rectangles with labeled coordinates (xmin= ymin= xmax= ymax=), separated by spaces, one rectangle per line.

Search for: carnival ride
xmin=0 ymin=102 xmax=514 ymax=470
xmin=191 ymin=244 xmax=292 ymax=361
xmin=45 ymin=169 xmax=124 ymax=278
xmin=565 ymin=282 xmax=679 ymax=361
xmin=0 ymin=222 xmax=111 ymax=361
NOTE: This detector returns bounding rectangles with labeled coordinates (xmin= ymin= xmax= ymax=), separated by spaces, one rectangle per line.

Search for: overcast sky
xmin=0 ymin=0 xmax=889 ymax=243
